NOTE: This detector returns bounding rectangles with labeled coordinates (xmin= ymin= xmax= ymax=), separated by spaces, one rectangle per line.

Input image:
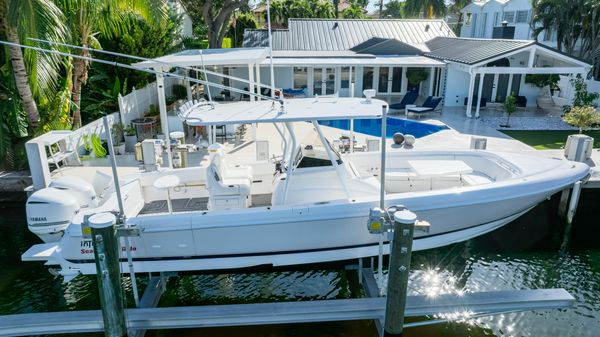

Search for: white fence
xmin=555 ymin=76 xmax=600 ymax=107
xmin=118 ymin=77 xmax=185 ymax=127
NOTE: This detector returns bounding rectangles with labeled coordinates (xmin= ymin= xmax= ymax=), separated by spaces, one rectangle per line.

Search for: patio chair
xmin=389 ymin=91 xmax=418 ymax=111
xmin=406 ymin=96 xmax=443 ymax=117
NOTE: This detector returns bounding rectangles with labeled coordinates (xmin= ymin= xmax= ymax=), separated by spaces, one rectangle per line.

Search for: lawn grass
xmin=501 ymin=130 xmax=600 ymax=150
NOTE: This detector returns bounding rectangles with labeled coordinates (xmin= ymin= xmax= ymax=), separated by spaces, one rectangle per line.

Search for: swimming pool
xmin=318 ymin=117 xmax=448 ymax=138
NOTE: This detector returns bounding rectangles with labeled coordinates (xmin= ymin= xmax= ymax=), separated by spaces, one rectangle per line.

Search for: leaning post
xmin=89 ymin=212 xmax=127 ymax=337
xmin=383 ymin=209 xmax=417 ymax=337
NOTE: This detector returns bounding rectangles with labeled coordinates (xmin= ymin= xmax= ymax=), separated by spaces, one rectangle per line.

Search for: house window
xmin=470 ymin=13 xmax=478 ymax=37
xmin=516 ymin=10 xmax=528 ymax=23
xmin=293 ymin=67 xmax=308 ymax=89
xmin=493 ymin=12 xmax=499 ymax=26
xmin=465 ymin=12 xmax=472 ymax=25
xmin=363 ymin=67 xmax=374 ymax=90
xmin=503 ymin=11 xmax=515 ymax=23
xmin=391 ymin=67 xmax=402 ymax=93
xmin=481 ymin=13 xmax=488 ymax=37
xmin=378 ymin=67 xmax=389 ymax=93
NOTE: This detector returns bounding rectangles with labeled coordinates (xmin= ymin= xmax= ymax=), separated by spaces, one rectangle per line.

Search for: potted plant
xmin=500 ymin=95 xmax=517 ymax=128
xmin=172 ymin=84 xmax=188 ymax=100
xmin=145 ymin=104 xmax=160 ymax=120
xmin=406 ymin=68 xmax=428 ymax=93
xmin=525 ymin=72 xmax=560 ymax=97
xmin=111 ymin=123 xmax=126 ymax=155
xmin=562 ymin=106 xmax=600 ymax=134
xmin=124 ymin=124 xmax=138 ymax=152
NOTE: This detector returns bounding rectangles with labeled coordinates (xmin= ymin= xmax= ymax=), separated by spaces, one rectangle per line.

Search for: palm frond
xmin=7 ymin=0 xmax=68 ymax=103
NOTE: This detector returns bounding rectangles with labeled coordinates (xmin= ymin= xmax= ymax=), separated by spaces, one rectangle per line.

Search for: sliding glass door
xmin=313 ymin=67 xmax=335 ymax=95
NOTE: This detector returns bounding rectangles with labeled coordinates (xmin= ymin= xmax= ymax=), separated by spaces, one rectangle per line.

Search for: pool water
xmin=318 ymin=117 xmax=448 ymax=138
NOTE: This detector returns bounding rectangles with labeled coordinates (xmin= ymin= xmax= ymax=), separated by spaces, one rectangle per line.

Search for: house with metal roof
xmin=237 ymin=18 xmax=591 ymax=117
xmin=134 ymin=19 xmax=590 ymax=118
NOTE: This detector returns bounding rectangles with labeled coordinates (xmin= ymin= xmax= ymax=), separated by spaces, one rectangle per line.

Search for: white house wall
xmin=443 ymin=65 xmax=471 ymax=107
xmin=502 ymin=0 xmax=534 ymax=40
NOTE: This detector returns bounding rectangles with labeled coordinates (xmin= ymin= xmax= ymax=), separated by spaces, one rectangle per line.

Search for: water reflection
xmin=2 ymin=193 xmax=600 ymax=337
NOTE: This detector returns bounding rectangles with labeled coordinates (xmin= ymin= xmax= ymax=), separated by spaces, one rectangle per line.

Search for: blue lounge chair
xmin=406 ymin=96 xmax=442 ymax=117
xmin=389 ymin=91 xmax=418 ymax=110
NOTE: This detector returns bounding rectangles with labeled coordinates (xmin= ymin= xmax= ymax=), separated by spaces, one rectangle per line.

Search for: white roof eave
xmin=266 ymin=55 xmax=446 ymax=67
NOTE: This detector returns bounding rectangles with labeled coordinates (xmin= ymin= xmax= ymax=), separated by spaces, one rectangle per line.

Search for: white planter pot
xmin=114 ymin=144 xmax=126 ymax=155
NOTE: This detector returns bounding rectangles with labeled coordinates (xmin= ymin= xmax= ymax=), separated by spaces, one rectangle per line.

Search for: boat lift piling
xmin=89 ymin=213 xmax=127 ymax=337
xmin=384 ymin=209 xmax=417 ymax=337
xmin=559 ymin=180 xmax=583 ymax=252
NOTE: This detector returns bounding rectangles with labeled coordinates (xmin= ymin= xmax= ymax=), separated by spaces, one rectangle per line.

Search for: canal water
xmin=1 ymin=190 xmax=599 ymax=337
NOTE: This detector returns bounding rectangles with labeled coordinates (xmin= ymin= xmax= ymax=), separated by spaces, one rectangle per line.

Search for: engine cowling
xmin=26 ymin=188 xmax=80 ymax=242
xmin=49 ymin=176 xmax=98 ymax=208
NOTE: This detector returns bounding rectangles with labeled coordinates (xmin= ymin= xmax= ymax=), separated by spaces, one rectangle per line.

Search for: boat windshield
xmin=292 ymin=142 xmax=342 ymax=169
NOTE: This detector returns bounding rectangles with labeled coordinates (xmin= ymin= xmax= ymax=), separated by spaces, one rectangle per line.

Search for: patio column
xmin=466 ymin=71 xmax=476 ymax=118
xmin=428 ymin=67 xmax=434 ymax=97
xmin=506 ymin=74 xmax=514 ymax=97
xmin=491 ymin=74 xmax=499 ymax=102
xmin=248 ymin=63 xmax=255 ymax=101
xmin=256 ymin=63 xmax=262 ymax=100
xmin=528 ymin=46 xmax=536 ymax=67
xmin=401 ymin=67 xmax=408 ymax=94
xmin=155 ymin=71 xmax=172 ymax=168
xmin=349 ymin=66 xmax=354 ymax=98
xmin=475 ymin=73 xmax=484 ymax=118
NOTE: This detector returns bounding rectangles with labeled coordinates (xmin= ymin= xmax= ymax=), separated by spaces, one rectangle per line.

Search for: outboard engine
xmin=26 ymin=188 xmax=80 ymax=242
xmin=49 ymin=176 xmax=98 ymax=208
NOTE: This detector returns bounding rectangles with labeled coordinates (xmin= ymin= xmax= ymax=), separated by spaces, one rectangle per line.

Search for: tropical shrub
xmin=525 ymin=73 xmax=560 ymax=89
xmin=227 ymin=12 xmax=258 ymax=48
xmin=562 ymin=106 xmax=600 ymax=133
xmin=406 ymin=68 xmax=428 ymax=85
xmin=571 ymin=77 xmax=599 ymax=108
xmin=172 ymin=84 xmax=188 ymax=100
xmin=502 ymin=95 xmax=518 ymax=127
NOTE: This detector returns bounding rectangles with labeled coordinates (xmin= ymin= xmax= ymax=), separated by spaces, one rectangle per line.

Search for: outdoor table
xmin=153 ymin=175 xmax=180 ymax=214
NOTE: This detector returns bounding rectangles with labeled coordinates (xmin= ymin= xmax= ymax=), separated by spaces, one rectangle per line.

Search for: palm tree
xmin=57 ymin=0 xmax=166 ymax=128
xmin=0 ymin=0 xmax=66 ymax=129
xmin=342 ymin=4 xmax=367 ymax=19
xmin=382 ymin=0 xmax=404 ymax=18
xmin=403 ymin=0 xmax=446 ymax=19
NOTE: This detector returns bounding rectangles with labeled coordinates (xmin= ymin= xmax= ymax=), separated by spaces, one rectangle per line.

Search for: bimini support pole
xmin=273 ymin=123 xmax=288 ymax=170
xmin=102 ymin=116 xmax=140 ymax=307
xmin=312 ymin=121 xmax=352 ymax=199
xmin=377 ymin=104 xmax=388 ymax=294
xmin=281 ymin=122 xmax=297 ymax=205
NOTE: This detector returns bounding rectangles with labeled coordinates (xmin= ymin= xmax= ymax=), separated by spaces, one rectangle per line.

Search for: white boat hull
xmin=22 ymin=149 xmax=591 ymax=280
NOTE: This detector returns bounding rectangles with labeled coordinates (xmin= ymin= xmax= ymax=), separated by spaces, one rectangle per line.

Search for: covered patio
xmin=424 ymin=38 xmax=592 ymax=118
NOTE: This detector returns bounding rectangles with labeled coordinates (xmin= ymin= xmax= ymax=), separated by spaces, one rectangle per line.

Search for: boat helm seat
xmin=213 ymin=152 xmax=253 ymax=181
xmin=208 ymin=143 xmax=253 ymax=180
xmin=206 ymin=156 xmax=251 ymax=210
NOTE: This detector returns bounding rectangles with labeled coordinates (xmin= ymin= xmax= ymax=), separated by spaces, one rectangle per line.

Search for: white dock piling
xmin=560 ymin=181 xmax=583 ymax=252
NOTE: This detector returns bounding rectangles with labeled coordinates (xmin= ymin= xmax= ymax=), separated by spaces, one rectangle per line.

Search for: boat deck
xmin=139 ymin=194 xmax=273 ymax=215
xmin=140 ymin=197 xmax=209 ymax=214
